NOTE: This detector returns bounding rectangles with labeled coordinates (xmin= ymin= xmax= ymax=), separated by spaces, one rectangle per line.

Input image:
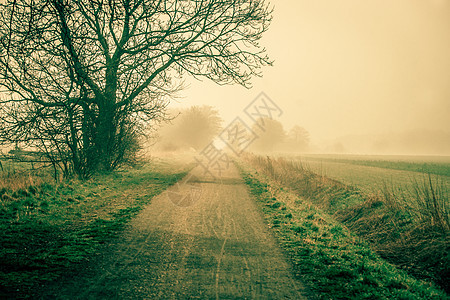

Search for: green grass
xmin=299 ymin=155 xmax=450 ymax=177
xmin=288 ymin=156 xmax=450 ymax=197
xmin=241 ymin=154 xmax=449 ymax=296
xmin=238 ymin=161 xmax=447 ymax=299
xmin=0 ymin=159 xmax=190 ymax=299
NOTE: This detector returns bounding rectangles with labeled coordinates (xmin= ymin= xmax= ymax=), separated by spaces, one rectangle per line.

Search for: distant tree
xmin=0 ymin=0 xmax=272 ymax=177
xmin=285 ymin=125 xmax=310 ymax=152
xmin=156 ymin=106 xmax=222 ymax=151
xmin=331 ymin=142 xmax=346 ymax=154
xmin=250 ymin=117 xmax=285 ymax=152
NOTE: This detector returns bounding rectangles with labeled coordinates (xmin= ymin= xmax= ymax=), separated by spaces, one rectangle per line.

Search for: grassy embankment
xmin=238 ymin=154 xmax=448 ymax=299
xmin=0 ymin=159 xmax=189 ymax=299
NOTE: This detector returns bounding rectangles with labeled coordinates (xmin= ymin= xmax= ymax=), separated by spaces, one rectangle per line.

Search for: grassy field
xmin=287 ymin=154 xmax=450 ymax=196
xmin=321 ymin=158 xmax=450 ymax=177
xmin=297 ymin=153 xmax=450 ymax=176
xmin=0 ymin=158 xmax=190 ymax=299
xmin=242 ymin=154 xmax=449 ymax=296
xmin=237 ymin=158 xmax=447 ymax=299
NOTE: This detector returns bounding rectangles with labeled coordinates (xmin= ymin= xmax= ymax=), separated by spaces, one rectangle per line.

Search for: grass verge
xmin=0 ymin=159 xmax=190 ymax=299
xmin=241 ymin=154 xmax=449 ymax=295
xmin=237 ymin=159 xmax=448 ymax=299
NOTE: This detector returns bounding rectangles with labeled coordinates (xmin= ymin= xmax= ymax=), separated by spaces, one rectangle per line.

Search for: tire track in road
xmin=215 ymin=237 xmax=228 ymax=300
xmin=43 ymin=164 xmax=309 ymax=299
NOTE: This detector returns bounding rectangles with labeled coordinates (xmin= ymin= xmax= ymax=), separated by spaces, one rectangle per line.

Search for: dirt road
xmin=43 ymin=164 xmax=308 ymax=299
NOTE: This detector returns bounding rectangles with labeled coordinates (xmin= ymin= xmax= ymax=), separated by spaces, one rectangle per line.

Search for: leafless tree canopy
xmin=0 ymin=0 xmax=272 ymax=177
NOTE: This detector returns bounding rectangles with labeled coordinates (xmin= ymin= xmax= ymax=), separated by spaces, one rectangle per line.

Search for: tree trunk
xmin=96 ymin=68 xmax=118 ymax=171
xmin=95 ymin=100 xmax=116 ymax=171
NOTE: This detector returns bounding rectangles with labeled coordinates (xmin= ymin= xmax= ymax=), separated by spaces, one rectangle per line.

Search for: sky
xmin=170 ymin=0 xmax=450 ymax=151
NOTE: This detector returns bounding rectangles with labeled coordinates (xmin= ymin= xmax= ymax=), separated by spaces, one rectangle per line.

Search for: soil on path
xmin=42 ymin=164 xmax=309 ymax=299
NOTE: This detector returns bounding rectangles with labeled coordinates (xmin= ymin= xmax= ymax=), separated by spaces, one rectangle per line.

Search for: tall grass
xmin=243 ymin=153 xmax=450 ymax=293
xmin=412 ymin=175 xmax=449 ymax=232
xmin=0 ymin=159 xmax=51 ymax=191
xmin=239 ymin=162 xmax=447 ymax=299
xmin=0 ymin=172 xmax=45 ymax=192
xmin=375 ymin=175 xmax=449 ymax=291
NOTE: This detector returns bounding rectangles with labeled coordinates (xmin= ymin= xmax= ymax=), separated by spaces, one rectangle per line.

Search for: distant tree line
xmin=249 ymin=117 xmax=310 ymax=153
xmin=154 ymin=111 xmax=310 ymax=154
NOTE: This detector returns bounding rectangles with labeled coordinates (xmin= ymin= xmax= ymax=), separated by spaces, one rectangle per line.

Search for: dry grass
xmin=0 ymin=172 xmax=45 ymax=192
xmin=243 ymin=153 xmax=450 ymax=293
xmin=0 ymin=158 xmax=52 ymax=192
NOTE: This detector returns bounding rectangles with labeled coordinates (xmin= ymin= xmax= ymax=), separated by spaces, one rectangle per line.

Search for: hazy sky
xmin=171 ymin=0 xmax=450 ymax=144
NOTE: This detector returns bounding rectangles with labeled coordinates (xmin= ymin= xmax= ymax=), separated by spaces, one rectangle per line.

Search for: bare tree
xmin=285 ymin=125 xmax=310 ymax=152
xmin=0 ymin=0 xmax=272 ymax=177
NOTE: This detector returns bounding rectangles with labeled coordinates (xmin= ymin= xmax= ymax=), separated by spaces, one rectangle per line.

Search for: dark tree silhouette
xmin=0 ymin=0 xmax=272 ymax=177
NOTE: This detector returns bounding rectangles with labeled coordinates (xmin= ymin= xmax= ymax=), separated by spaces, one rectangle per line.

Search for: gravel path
xmin=42 ymin=164 xmax=308 ymax=299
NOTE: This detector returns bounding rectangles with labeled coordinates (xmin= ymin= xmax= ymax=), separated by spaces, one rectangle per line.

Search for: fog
xmin=167 ymin=0 xmax=450 ymax=155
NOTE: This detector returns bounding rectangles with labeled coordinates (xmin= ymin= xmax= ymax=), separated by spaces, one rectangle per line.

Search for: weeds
xmin=376 ymin=175 xmax=449 ymax=291
xmin=238 ymin=161 xmax=447 ymax=299
xmin=0 ymin=171 xmax=47 ymax=193
xmin=243 ymin=153 xmax=449 ymax=294
xmin=411 ymin=175 xmax=449 ymax=232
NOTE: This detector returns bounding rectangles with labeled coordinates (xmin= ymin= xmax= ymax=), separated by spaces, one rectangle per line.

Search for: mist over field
xmin=152 ymin=107 xmax=450 ymax=156
xmin=164 ymin=0 xmax=450 ymax=156
xmin=321 ymin=130 xmax=450 ymax=155
xmin=1 ymin=1 xmax=449 ymax=298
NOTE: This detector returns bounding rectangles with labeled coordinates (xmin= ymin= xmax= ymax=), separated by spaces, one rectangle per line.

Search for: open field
xmin=305 ymin=156 xmax=450 ymax=177
xmin=286 ymin=154 xmax=450 ymax=196
xmin=297 ymin=154 xmax=450 ymax=163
